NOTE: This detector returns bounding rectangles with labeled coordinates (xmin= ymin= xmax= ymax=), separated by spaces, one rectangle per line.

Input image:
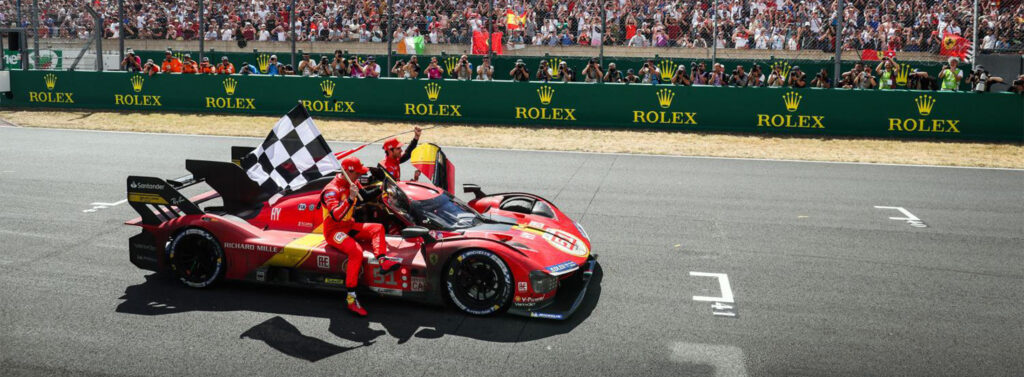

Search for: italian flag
xmin=397 ymin=36 xmax=425 ymax=54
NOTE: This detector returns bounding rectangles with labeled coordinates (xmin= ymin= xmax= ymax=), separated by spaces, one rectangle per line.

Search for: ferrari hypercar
xmin=125 ymin=145 xmax=598 ymax=319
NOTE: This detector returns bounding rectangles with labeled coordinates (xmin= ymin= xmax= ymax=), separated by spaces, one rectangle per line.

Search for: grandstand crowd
xmin=1 ymin=0 xmax=1022 ymax=52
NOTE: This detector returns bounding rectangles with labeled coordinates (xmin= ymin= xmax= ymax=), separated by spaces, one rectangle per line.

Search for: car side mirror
xmin=401 ymin=226 xmax=435 ymax=243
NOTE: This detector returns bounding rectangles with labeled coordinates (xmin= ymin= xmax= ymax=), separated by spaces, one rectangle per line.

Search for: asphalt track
xmin=1 ymin=126 xmax=1022 ymax=377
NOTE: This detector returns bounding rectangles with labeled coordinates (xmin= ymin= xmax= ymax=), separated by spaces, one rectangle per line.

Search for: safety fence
xmin=2 ymin=70 xmax=1021 ymax=142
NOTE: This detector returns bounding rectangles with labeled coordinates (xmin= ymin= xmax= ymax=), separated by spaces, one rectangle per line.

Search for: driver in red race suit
xmin=321 ymin=156 xmax=401 ymax=316
xmin=379 ymin=126 xmax=422 ymax=181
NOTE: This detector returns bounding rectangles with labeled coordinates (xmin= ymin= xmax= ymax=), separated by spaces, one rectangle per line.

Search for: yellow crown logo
xmin=173 ymin=52 xmax=187 ymax=61
xmin=548 ymin=59 xmax=562 ymax=77
xmin=656 ymin=88 xmax=675 ymax=109
xmin=771 ymin=61 xmax=792 ymax=79
xmin=782 ymin=91 xmax=802 ymax=112
xmin=658 ymin=60 xmax=676 ymax=81
xmin=320 ymin=80 xmax=335 ymax=98
xmin=537 ymin=86 xmax=555 ymax=105
xmin=257 ymin=54 xmax=271 ymax=73
xmin=443 ymin=56 xmax=459 ymax=75
xmin=43 ymin=73 xmax=57 ymax=90
xmin=895 ymin=64 xmax=911 ymax=86
xmin=130 ymin=75 xmax=144 ymax=93
xmin=222 ymin=78 xmax=238 ymax=96
xmin=424 ymin=82 xmax=441 ymax=101
xmin=915 ymin=95 xmax=935 ymax=116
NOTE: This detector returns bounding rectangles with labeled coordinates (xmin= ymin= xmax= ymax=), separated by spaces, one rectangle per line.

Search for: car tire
xmin=167 ymin=228 xmax=225 ymax=288
xmin=444 ymin=249 xmax=513 ymax=316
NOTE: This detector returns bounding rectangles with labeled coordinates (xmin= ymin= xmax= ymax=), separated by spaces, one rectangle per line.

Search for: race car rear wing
xmin=126 ymin=176 xmax=204 ymax=225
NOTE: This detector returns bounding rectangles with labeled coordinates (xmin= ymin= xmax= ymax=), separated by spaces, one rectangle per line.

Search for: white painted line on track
xmin=670 ymin=342 xmax=749 ymax=377
xmin=83 ymin=199 xmax=127 ymax=213
xmin=690 ymin=272 xmax=734 ymax=303
xmin=874 ymin=206 xmax=928 ymax=228
xmin=8 ymin=126 xmax=1023 ymax=171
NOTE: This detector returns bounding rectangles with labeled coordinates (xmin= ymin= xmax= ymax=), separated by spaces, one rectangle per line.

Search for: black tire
xmin=167 ymin=228 xmax=225 ymax=288
xmin=444 ymin=249 xmax=513 ymax=316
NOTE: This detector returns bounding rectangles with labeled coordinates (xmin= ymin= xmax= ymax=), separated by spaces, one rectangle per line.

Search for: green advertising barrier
xmin=3 ymin=49 xmax=64 ymax=70
xmin=135 ymin=49 xmax=948 ymax=89
xmin=4 ymin=70 xmax=1021 ymax=142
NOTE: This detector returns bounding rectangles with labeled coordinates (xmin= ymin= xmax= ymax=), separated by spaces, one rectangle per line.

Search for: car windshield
xmin=411 ymin=193 xmax=481 ymax=230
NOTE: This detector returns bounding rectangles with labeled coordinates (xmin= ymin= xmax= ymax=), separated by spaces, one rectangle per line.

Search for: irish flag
xmin=397 ymin=35 xmax=425 ymax=54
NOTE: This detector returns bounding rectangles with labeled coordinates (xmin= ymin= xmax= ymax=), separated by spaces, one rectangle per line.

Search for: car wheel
xmin=444 ymin=249 xmax=513 ymax=316
xmin=167 ymin=228 xmax=225 ymax=288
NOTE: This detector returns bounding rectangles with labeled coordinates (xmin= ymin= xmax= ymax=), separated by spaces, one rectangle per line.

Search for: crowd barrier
xmin=3 ymin=70 xmax=1021 ymax=142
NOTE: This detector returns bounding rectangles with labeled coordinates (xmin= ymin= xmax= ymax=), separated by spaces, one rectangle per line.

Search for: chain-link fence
xmin=2 ymin=0 xmax=1022 ymax=83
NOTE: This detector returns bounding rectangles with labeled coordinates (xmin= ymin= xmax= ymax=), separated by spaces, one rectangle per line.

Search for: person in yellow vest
xmin=938 ymin=57 xmax=964 ymax=91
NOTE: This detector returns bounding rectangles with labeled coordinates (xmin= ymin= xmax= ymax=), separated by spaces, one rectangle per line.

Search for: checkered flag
xmin=240 ymin=104 xmax=340 ymax=195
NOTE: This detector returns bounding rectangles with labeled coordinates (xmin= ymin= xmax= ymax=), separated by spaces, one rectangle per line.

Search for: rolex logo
xmin=537 ymin=86 xmax=555 ymax=105
xmin=424 ymin=82 xmax=441 ymax=101
xmin=771 ymin=61 xmax=792 ymax=80
xmin=896 ymin=64 xmax=911 ymax=86
xmin=320 ymin=80 xmax=335 ymax=98
xmin=44 ymin=73 xmax=57 ymax=90
xmin=257 ymin=54 xmax=271 ymax=73
xmin=444 ymin=56 xmax=459 ymax=75
xmin=915 ymin=95 xmax=935 ymax=116
xmin=656 ymin=88 xmax=675 ymax=109
xmin=658 ymin=60 xmax=676 ymax=81
xmin=549 ymin=59 xmax=562 ymax=76
xmin=222 ymin=78 xmax=238 ymax=96
xmin=782 ymin=91 xmax=802 ymax=113
xmin=130 ymin=75 xmax=144 ymax=93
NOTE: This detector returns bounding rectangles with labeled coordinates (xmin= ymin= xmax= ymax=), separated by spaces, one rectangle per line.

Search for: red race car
xmin=125 ymin=145 xmax=597 ymax=319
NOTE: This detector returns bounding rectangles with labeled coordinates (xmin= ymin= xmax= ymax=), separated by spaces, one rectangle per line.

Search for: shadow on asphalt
xmin=115 ymin=265 xmax=603 ymax=362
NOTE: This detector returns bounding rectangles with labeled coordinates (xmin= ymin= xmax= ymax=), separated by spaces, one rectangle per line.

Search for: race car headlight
xmin=530 ymin=270 xmax=558 ymax=294
xmin=573 ymin=221 xmax=590 ymax=241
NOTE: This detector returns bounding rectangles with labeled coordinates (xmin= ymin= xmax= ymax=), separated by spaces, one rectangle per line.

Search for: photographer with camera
xmin=510 ymin=59 xmax=530 ymax=82
xmin=403 ymin=56 xmax=421 ymax=79
xmin=624 ymin=68 xmax=641 ymax=84
xmin=239 ymin=61 xmax=259 ymax=75
xmin=1009 ymin=75 xmax=1024 ymax=94
xmin=425 ymin=57 xmax=444 ymax=79
xmin=536 ymin=60 xmax=553 ymax=82
xmin=332 ymin=51 xmax=348 ymax=77
xmin=298 ymin=53 xmax=316 ymax=77
xmin=690 ymin=62 xmax=708 ymax=85
xmin=787 ymin=66 xmax=807 ymax=88
xmin=363 ymin=56 xmax=381 ymax=78
xmin=854 ymin=65 xmax=876 ymax=89
xmin=938 ymin=57 xmax=964 ymax=91
xmin=476 ymin=57 xmax=494 ymax=81
xmin=747 ymin=64 xmax=765 ymax=87
xmin=875 ymin=57 xmax=898 ymax=90
xmin=199 ymin=57 xmax=215 ymax=74
xmin=554 ymin=61 xmax=575 ymax=82
xmin=707 ymin=63 xmax=726 ymax=87
xmin=604 ymin=63 xmax=623 ymax=83
xmin=810 ymin=68 xmax=831 ymax=88
xmin=142 ymin=59 xmax=161 ymax=77
xmin=315 ymin=56 xmax=333 ymax=76
xmin=121 ymin=48 xmax=142 ymax=72
xmin=728 ymin=65 xmax=748 ymax=87
xmin=216 ymin=56 xmax=235 ymax=75
xmin=453 ymin=55 xmax=473 ymax=80
xmin=671 ymin=65 xmax=691 ymax=86
xmin=639 ymin=59 xmax=661 ymax=84
xmin=181 ymin=54 xmax=199 ymax=74
xmin=391 ymin=60 xmax=405 ymax=77
xmin=966 ymin=65 xmax=1005 ymax=92
xmin=582 ymin=58 xmax=603 ymax=83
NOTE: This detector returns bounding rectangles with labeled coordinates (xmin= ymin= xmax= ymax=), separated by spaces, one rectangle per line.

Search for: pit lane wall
xmin=3 ymin=70 xmax=1022 ymax=142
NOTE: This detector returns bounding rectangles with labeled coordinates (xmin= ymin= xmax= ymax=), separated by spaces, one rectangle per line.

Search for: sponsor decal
xmin=28 ymin=73 xmax=75 ymax=104
xmin=518 ymin=281 xmax=528 ymax=292
xmin=428 ymin=254 xmax=439 ymax=265
xmin=631 ymin=88 xmax=699 ymax=125
xmin=514 ymin=85 xmax=577 ymax=121
xmin=300 ymin=81 xmax=356 ymax=113
xmin=541 ymin=229 xmax=589 ymax=257
xmin=411 ymin=277 xmax=427 ymax=292
xmin=224 ymin=242 xmax=280 ymax=253
xmin=895 ymin=63 xmax=912 ymax=86
xmin=132 ymin=243 xmax=157 ymax=252
xmin=325 ymin=191 xmax=336 ymax=197
xmin=270 ymin=207 xmax=282 ymax=221
xmin=256 ymin=53 xmax=272 ymax=73
xmin=886 ymin=95 xmax=960 ymax=134
xmin=404 ymin=83 xmax=462 ymax=117
xmin=317 ymin=255 xmax=330 ymax=270
xmin=127 ymin=192 xmax=167 ymax=205
xmin=204 ymin=78 xmax=256 ymax=110
xmin=545 ymin=260 xmax=578 ymax=274
xmin=332 ymin=232 xmax=346 ymax=243
xmin=129 ymin=181 xmax=165 ymax=190
xmin=298 ymin=203 xmax=306 ymax=211
xmin=324 ymin=277 xmax=344 ymax=285
xmin=297 ymin=221 xmax=314 ymax=228
xmin=658 ymin=60 xmax=677 ymax=81
xmin=114 ymin=75 xmax=162 ymax=107
xmin=755 ymin=91 xmax=825 ymax=129
xmin=514 ymin=295 xmax=547 ymax=303
xmin=519 ymin=231 xmax=536 ymax=240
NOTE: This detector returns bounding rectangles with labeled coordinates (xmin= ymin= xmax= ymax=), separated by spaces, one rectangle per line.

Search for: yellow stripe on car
xmin=262 ymin=233 xmax=325 ymax=267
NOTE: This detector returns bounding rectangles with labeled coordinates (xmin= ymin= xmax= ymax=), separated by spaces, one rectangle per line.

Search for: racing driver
xmin=379 ymin=126 xmax=422 ymax=181
xmin=321 ymin=156 xmax=401 ymax=316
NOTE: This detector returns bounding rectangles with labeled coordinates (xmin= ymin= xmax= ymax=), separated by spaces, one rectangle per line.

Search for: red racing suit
xmin=320 ymin=175 xmax=385 ymax=289
xmin=379 ymin=138 xmax=418 ymax=180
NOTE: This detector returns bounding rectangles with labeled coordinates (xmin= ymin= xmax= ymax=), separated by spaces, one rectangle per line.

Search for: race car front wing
xmin=508 ymin=255 xmax=598 ymax=320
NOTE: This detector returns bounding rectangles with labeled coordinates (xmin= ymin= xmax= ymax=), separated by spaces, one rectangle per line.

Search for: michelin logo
xmin=545 ymin=260 xmax=578 ymax=274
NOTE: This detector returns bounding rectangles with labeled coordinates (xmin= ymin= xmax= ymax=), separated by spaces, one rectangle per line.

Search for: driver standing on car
xmin=379 ymin=127 xmax=422 ymax=181
xmin=321 ymin=156 xmax=401 ymax=316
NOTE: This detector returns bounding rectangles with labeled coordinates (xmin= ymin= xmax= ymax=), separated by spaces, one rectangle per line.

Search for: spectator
xmin=316 ymin=56 xmax=333 ymax=76
xmin=425 ymin=57 xmax=444 ymax=79
xmin=266 ymin=55 xmax=282 ymax=76
xmin=510 ymin=59 xmax=530 ymax=82
xmin=333 ymin=51 xmax=349 ymax=77
xmin=363 ymin=56 xmax=381 ymax=78
xmin=404 ymin=56 xmax=421 ymax=79
xmin=121 ymin=49 xmax=142 ymax=72
xmin=391 ymin=60 xmax=406 ymax=78
xmin=239 ymin=61 xmax=259 ymax=75
xmin=966 ymin=65 xmax=1004 ymax=92
xmin=604 ymin=63 xmax=623 ymax=83
xmin=181 ymin=54 xmax=199 ymax=74
xmin=691 ymin=63 xmax=708 ymax=85
xmin=199 ymin=57 xmax=215 ymax=74
xmin=671 ymin=65 xmax=691 ymax=86
xmin=348 ymin=57 xmax=364 ymax=78
xmin=788 ymin=66 xmax=808 ymax=88
xmin=810 ymin=69 xmax=831 ymax=89
xmin=161 ymin=51 xmax=182 ymax=73
xmin=728 ymin=65 xmax=748 ymax=87
xmin=1008 ymin=75 xmax=1024 ymax=94
xmin=767 ymin=65 xmax=785 ymax=88
xmin=554 ymin=61 xmax=574 ymax=82
xmin=580 ymin=59 xmax=602 ymax=83
xmin=452 ymin=55 xmax=473 ymax=80
xmin=748 ymin=65 xmax=765 ymax=87
xmin=623 ymin=69 xmax=641 ymax=84
xmin=854 ymin=65 xmax=876 ymax=89
xmin=476 ymin=57 xmax=494 ymax=81
xmin=142 ymin=59 xmax=160 ymax=77
xmin=216 ymin=57 xmax=235 ymax=75
xmin=938 ymin=57 xmax=964 ymax=91
xmin=639 ymin=59 xmax=660 ymax=84
xmin=536 ymin=60 xmax=552 ymax=82
xmin=707 ymin=63 xmax=726 ymax=87
xmin=297 ymin=53 xmax=316 ymax=77
xmin=876 ymin=57 xmax=898 ymax=90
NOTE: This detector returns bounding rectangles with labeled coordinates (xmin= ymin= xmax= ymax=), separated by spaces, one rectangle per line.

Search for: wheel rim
xmin=172 ymin=234 xmax=220 ymax=285
xmin=455 ymin=256 xmax=501 ymax=303
xmin=447 ymin=251 xmax=511 ymax=314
